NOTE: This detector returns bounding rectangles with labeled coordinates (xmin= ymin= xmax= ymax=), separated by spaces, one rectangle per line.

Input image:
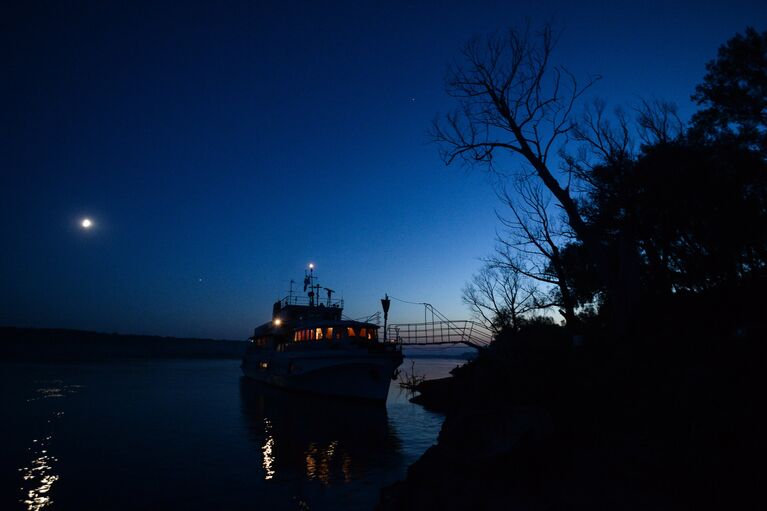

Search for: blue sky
xmin=2 ymin=1 xmax=765 ymax=338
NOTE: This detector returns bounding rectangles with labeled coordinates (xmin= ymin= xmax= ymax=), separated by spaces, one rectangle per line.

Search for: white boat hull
xmin=242 ymin=350 xmax=401 ymax=401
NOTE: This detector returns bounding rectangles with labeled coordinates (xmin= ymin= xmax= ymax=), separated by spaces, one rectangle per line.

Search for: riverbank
xmin=379 ymin=323 xmax=767 ymax=510
xmin=1 ymin=326 xmax=246 ymax=360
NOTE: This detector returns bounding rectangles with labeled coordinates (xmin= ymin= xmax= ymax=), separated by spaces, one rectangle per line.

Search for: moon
xmin=81 ymin=218 xmax=93 ymax=229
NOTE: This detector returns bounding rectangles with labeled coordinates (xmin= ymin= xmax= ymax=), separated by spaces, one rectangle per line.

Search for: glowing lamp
xmin=273 ymin=318 xmax=282 ymax=326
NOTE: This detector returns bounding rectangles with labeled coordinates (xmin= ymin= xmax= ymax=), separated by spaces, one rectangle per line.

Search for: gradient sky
xmin=2 ymin=1 xmax=765 ymax=339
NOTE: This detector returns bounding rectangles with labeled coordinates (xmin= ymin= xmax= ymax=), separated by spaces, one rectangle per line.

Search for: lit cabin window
xmin=259 ymin=361 xmax=269 ymax=369
xmin=316 ymin=327 xmax=323 ymax=340
xmin=360 ymin=328 xmax=367 ymax=338
xmin=326 ymin=327 xmax=334 ymax=339
xmin=347 ymin=327 xmax=356 ymax=337
xmin=309 ymin=329 xmax=315 ymax=340
xmin=293 ymin=331 xmax=298 ymax=341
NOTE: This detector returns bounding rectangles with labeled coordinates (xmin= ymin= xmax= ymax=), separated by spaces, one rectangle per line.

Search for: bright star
xmin=81 ymin=218 xmax=93 ymax=229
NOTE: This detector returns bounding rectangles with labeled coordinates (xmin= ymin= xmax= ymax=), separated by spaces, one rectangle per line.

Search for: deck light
xmin=273 ymin=318 xmax=282 ymax=326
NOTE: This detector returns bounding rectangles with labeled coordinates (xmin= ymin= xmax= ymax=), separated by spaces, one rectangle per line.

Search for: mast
xmin=305 ymin=263 xmax=316 ymax=306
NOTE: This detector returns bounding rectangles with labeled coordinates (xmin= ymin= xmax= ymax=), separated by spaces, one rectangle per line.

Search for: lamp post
xmin=381 ymin=294 xmax=390 ymax=343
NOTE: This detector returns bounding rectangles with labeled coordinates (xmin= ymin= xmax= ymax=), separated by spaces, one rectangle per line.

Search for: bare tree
xmin=435 ymin=25 xmax=684 ymax=334
xmin=462 ymin=262 xmax=538 ymax=334
xmin=431 ymin=23 xmax=599 ymax=246
xmin=567 ymin=97 xmax=683 ymax=189
xmin=491 ymin=179 xmax=578 ymax=327
xmin=635 ymin=98 xmax=684 ymax=146
xmin=572 ymin=100 xmax=633 ymax=166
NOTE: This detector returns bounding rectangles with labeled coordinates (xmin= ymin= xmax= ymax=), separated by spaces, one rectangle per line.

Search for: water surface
xmin=0 ymin=358 xmax=461 ymax=510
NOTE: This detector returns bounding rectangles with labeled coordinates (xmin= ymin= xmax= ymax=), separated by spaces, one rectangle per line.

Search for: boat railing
xmin=278 ymin=295 xmax=344 ymax=308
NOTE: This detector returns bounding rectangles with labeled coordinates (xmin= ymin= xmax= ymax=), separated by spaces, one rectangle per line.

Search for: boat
xmin=241 ymin=266 xmax=403 ymax=401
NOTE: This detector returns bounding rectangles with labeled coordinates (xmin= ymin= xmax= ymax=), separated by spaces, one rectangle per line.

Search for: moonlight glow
xmin=81 ymin=218 xmax=93 ymax=229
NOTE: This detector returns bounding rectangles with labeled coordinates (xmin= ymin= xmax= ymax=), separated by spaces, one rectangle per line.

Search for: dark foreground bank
xmin=1 ymin=327 xmax=247 ymax=360
xmin=378 ymin=323 xmax=767 ymax=510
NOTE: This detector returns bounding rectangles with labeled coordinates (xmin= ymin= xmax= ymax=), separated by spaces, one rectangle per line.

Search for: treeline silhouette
xmin=1 ymin=327 xmax=246 ymax=361
xmin=381 ymin=27 xmax=767 ymax=510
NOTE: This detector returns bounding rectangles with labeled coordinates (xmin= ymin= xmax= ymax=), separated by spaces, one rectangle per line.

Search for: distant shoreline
xmin=1 ymin=326 xmax=247 ymax=361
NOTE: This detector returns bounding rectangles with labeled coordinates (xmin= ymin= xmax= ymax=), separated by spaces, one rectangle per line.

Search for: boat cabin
xmin=291 ymin=323 xmax=378 ymax=341
xmin=250 ymin=319 xmax=380 ymax=347
xmin=248 ymin=268 xmax=385 ymax=348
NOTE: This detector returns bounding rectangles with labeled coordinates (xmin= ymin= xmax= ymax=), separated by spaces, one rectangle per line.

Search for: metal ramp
xmin=386 ymin=302 xmax=493 ymax=349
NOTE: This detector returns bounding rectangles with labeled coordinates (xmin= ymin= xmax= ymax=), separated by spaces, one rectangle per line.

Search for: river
xmin=0 ymin=357 xmax=465 ymax=511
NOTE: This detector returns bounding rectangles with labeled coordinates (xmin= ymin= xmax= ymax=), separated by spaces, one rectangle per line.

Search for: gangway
xmin=385 ymin=301 xmax=493 ymax=349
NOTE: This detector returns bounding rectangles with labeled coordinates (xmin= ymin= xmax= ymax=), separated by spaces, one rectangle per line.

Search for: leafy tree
xmin=691 ymin=27 xmax=767 ymax=153
xmin=631 ymin=140 xmax=767 ymax=294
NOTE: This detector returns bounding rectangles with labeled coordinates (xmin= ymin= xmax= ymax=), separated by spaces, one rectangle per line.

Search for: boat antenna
xmin=305 ymin=263 xmax=316 ymax=306
xmin=324 ymin=287 xmax=335 ymax=306
xmin=288 ymin=279 xmax=295 ymax=303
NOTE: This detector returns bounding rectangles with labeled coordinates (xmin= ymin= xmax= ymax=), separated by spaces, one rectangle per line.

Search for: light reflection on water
xmin=239 ymin=377 xmax=401 ymax=489
xmin=21 ymin=442 xmax=58 ymax=511
xmin=26 ymin=383 xmax=83 ymax=402
xmin=304 ymin=440 xmax=339 ymax=485
xmin=18 ymin=382 xmax=82 ymax=511
xmin=262 ymin=418 xmax=276 ymax=480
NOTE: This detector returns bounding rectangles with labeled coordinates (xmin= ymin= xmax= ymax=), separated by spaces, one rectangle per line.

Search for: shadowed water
xmin=0 ymin=358 xmax=460 ymax=510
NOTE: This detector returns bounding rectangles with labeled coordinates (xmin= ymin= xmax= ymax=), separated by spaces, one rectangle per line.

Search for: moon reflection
xmin=19 ymin=381 xmax=81 ymax=511
xmin=20 ymin=437 xmax=59 ymax=511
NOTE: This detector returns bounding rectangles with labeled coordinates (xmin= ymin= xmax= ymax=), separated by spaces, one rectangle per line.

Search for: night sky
xmin=3 ymin=1 xmax=765 ymax=339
